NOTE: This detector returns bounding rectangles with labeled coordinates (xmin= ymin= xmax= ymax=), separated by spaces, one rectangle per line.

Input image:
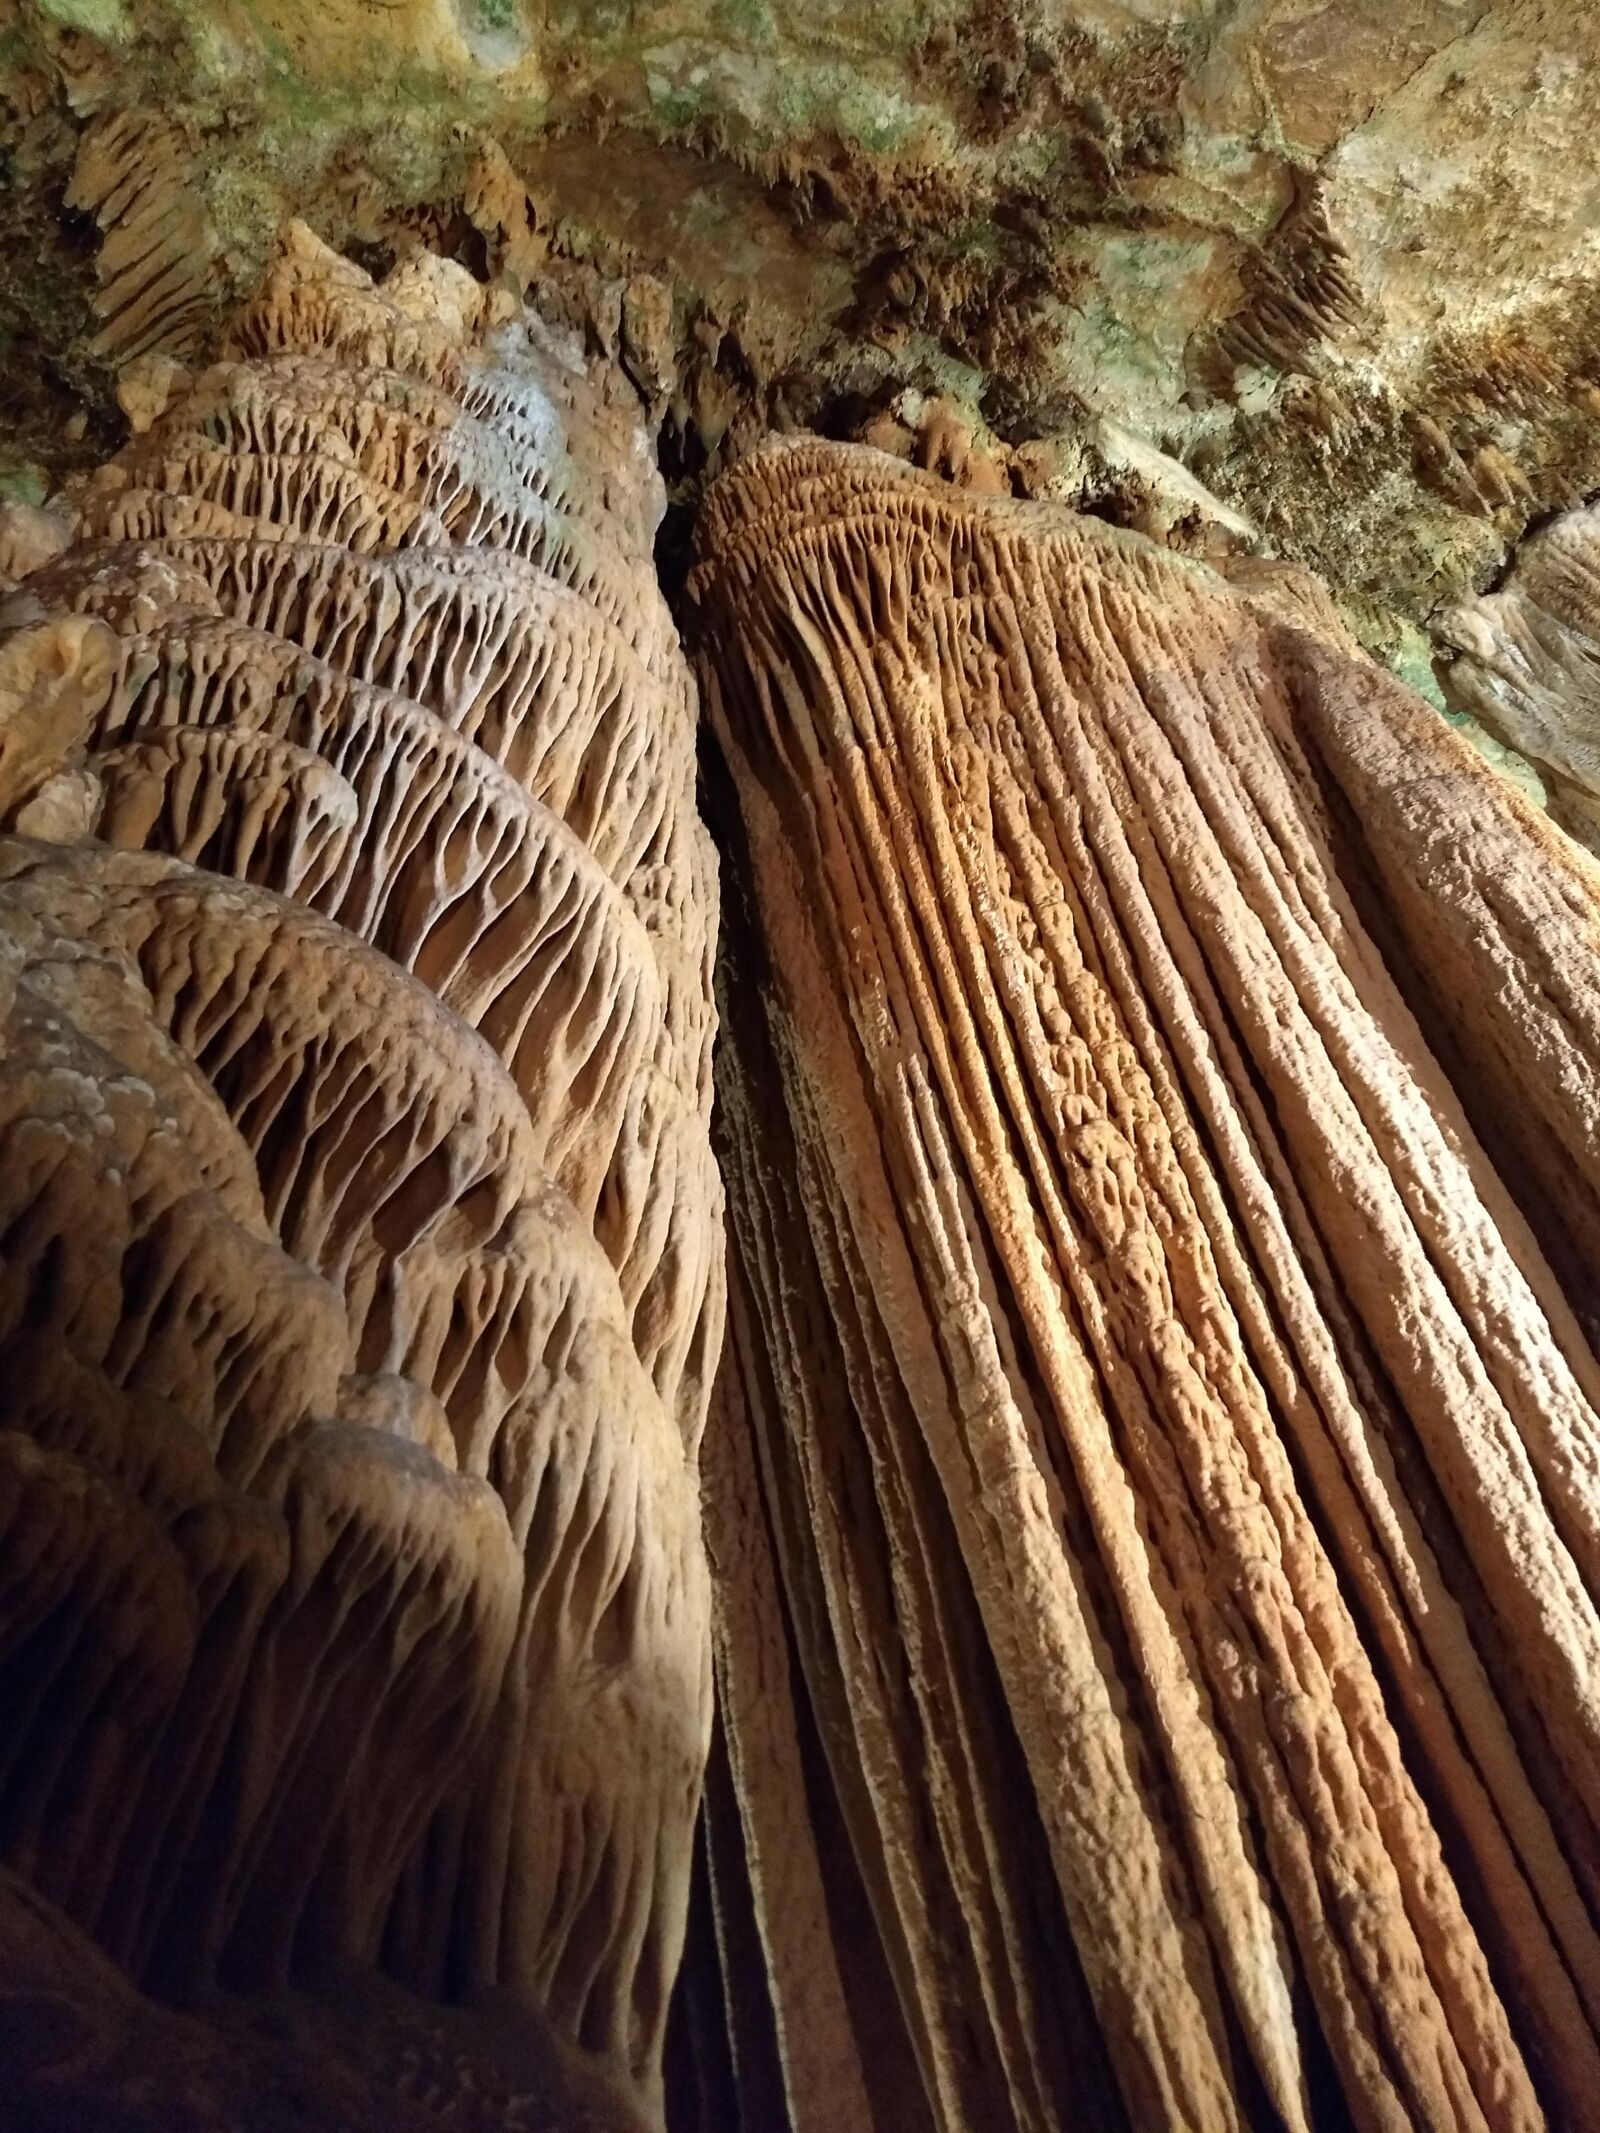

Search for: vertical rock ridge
xmin=0 ymin=222 xmax=720 ymax=2123
xmin=1440 ymin=506 xmax=1600 ymax=858
xmin=692 ymin=438 xmax=1600 ymax=2133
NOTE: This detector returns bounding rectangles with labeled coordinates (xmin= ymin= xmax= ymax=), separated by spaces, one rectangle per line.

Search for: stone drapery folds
xmin=5 ymin=227 xmax=1600 ymax=2133
xmin=0 ymin=226 xmax=721 ymax=2126
xmin=692 ymin=441 xmax=1600 ymax=2133
xmin=1441 ymin=502 xmax=1600 ymax=860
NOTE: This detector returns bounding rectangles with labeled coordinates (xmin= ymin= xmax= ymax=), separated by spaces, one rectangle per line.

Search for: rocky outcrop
xmin=692 ymin=440 xmax=1600 ymax=2133
xmin=0 ymin=225 xmax=720 ymax=2125
xmin=8 ymin=0 xmax=1600 ymax=666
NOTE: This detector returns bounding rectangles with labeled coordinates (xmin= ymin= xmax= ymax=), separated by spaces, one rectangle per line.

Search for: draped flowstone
xmin=691 ymin=439 xmax=1600 ymax=2133
xmin=0 ymin=225 xmax=721 ymax=2128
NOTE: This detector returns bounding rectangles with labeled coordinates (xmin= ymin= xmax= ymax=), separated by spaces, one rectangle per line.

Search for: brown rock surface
xmin=0 ymin=224 xmax=720 ymax=2124
xmin=7 ymin=0 xmax=1599 ymax=672
xmin=691 ymin=438 xmax=1600 ymax=2133
xmin=3 ymin=78 xmax=1599 ymax=2122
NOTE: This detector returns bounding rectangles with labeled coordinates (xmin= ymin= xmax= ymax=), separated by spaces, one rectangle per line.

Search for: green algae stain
xmin=1382 ymin=619 xmax=1449 ymax=712
xmin=1008 ymin=131 xmax=1063 ymax=184
xmin=712 ymin=0 xmax=775 ymax=44
xmin=1447 ymin=709 xmax=1548 ymax=808
xmin=646 ymin=73 xmax=704 ymax=129
xmin=1348 ymin=609 xmax=1549 ymax=806
xmin=33 ymin=0 xmax=133 ymax=42
xmin=764 ymin=62 xmax=924 ymax=153
xmin=947 ymin=219 xmax=1004 ymax=262
xmin=839 ymin=85 xmax=922 ymax=155
xmin=0 ymin=462 xmax=49 ymax=506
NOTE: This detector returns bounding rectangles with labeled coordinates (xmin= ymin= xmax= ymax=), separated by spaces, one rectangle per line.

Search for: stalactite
xmin=692 ymin=438 xmax=1600 ymax=2133
xmin=65 ymin=109 xmax=221 ymax=366
xmin=0 ymin=223 xmax=720 ymax=2127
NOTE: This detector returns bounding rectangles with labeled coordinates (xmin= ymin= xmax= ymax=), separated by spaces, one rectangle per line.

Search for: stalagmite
xmin=0 ymin=223 xmax=720 ymax=2126
xmin=692 ymin=440 xmax=1600 ymax=2133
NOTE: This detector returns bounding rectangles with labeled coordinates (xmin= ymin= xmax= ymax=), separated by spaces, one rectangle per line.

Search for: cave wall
xmin=4 ymin=0 xmax=1599 ymax=685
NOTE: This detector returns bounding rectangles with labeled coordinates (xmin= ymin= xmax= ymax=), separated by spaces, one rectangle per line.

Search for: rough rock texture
xmin=690 ymin=438 xmax=1600 ymax=2133
xmin=2 ymin=0 xmax=1597 ymax=683
xmin=0 ymin=223 xmax=720 ymax=2127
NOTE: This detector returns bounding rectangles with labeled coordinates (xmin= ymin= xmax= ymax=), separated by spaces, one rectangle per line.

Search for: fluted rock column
xmin=691 ymin=440 xmax=1600 ymax=2133
xmin=0 ymin=224 xmax=720 ymax=2123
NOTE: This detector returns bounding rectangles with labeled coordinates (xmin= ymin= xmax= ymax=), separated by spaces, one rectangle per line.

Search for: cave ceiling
xmin=4 ymin=8 xmax=1600 ymax=2128
xmin=1 ymin=0 xmax=1596 ymax=692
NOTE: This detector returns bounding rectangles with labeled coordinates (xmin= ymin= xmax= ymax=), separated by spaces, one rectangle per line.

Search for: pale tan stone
xmin=1440 ymin=504 xmax=1600 ymax=858
xmin=64 ymin=109 xmax=219 ymax=365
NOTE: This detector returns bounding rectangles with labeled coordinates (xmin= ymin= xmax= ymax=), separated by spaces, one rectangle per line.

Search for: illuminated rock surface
xmin=0 ymin=225 xmax=720 ymax=2132
xmin=692 ymin=439 xmax=1600 ymax=2133
xmin=3 ymin=9 xmax=1600 ymax=2126
xmin=4 ymin=1 xmax=1598 ymax=678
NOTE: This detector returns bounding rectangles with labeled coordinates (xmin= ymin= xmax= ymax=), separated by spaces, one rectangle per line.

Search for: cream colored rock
xmin=0 ymin=500 xmax=76 ymax=588
xmin=116 ymin=353 xmax=193 ymax=436
xmin=1440 ymin=503 xmax=1600 ymax=855
xmin=0 ymin=614 xmax=116 ymax=818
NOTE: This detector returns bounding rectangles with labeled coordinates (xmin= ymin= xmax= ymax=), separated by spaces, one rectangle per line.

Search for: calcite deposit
xmin=2 ymin=10 xmax=1600 ymax=2115
xmin=5 ymin=0 xmax=1599 ymax=685
xmin=0 ymin=223 xmax=721 ymax=2128
xmin=692 ymin=439 xmax=1600 ymax=2133
xmin=1441 ymin=503 xmax=1600 ymax=856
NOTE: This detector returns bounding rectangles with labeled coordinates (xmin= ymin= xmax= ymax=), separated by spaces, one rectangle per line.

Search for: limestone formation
xmin=5 ymin=104 xmax=1600 ymax=2128
xmin=1441 ymin=504 xmax=1600 ymax=857
xmin=64 ymin=108 xmax=220 ymax=367
xmin=10 ymin=1 xmax=1600 ymax=683
xmin=0 ymin=224 xmax=720 ymax=2125
xmin=692 ymin=440 xmax=1600 ymax=2133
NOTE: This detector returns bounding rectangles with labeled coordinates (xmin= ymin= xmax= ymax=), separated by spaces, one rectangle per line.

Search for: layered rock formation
xmin=5 ymin=118 xmax=1600 ymax=2131
xmin=0 ymin=226 xmax=720 ymax=2127
xmin=692 ymin=440 xmax=1600 ymax=2133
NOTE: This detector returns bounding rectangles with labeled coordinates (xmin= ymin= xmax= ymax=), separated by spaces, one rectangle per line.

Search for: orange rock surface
xmin=693 ymin=439 xmax=1600 ymax=2133
xmin=0 ymin=225 xmax=721 ymax=2127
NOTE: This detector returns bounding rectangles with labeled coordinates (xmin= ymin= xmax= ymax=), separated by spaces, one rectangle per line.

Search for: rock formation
xmin=9 ymin=0 xmax=1600 ymax=699
xmin=1441 ymin=504 xmax=1600 ymax=858
xmin=692 ymin=440 xmax=1600 ymax=2133
xmin=0 ymin=225 xmax=721 ymax=2128
xmin=3 ymin=103 xmax=1600 ymax=2130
